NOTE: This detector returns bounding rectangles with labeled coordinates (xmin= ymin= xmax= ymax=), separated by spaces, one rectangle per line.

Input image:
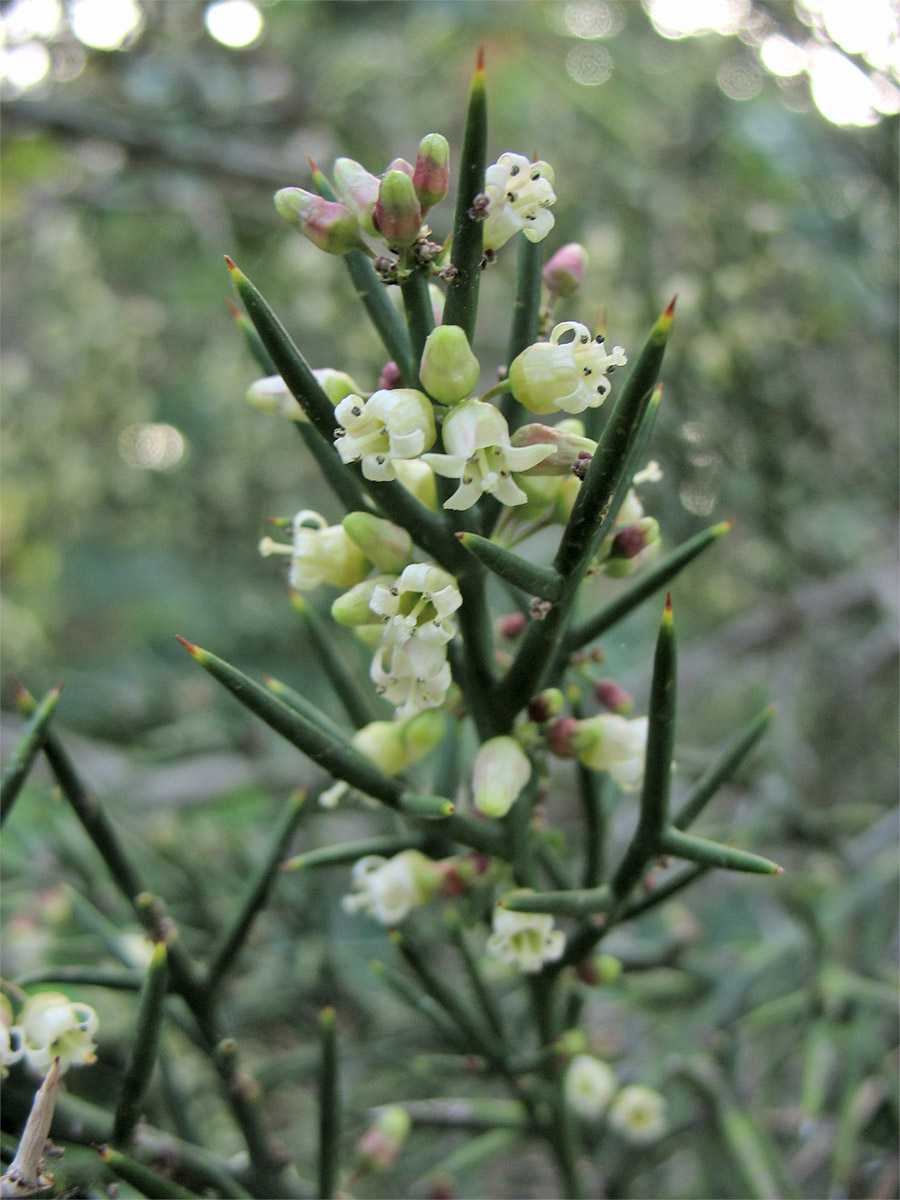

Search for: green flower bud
xmin=342 ymin=512 xmax=413 ymax=574
xmin=373 ymin=170 xmax=423 ymax=247
xmin=472 ymin=736 xmax=532 ymax=818
xmin=419 ymin=325 xmax=480 ymax=405
xmin=330 ymin=575 xmax=395 ymax=627
xmin=413 ymin=133 xmax=450 ymax=213
xmin=274 ymin=188 xmax=361 ymax=255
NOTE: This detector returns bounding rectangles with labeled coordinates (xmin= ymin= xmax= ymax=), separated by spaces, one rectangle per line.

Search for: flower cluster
xmin=564 ymin=1054 xmax=667 ymax=1144
xmin=2 ymin=991 xmax=99 ymax=1076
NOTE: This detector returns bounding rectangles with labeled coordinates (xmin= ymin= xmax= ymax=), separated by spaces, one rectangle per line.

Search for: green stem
xmin=290 ymin=594 xmax=374 ymax=729
xmin=283 ymin=833 xmax=425 ymax=872
xmin=318 ymin=1008 xmax=340 ymax=1200
xmin=442 ymin=49 xmax=487 ymax=340
xmin=457 ymin=532 xmax=563 ymax=600
xmin=0 ymin=683 xmax=61 ymax=825
xmin=111 ymin=942 xmax=169 ymax=1149
xmin=673 ymin=704 xmax=774 ymax=830
xmin=399 ymin=260 xmax=434 ymax=380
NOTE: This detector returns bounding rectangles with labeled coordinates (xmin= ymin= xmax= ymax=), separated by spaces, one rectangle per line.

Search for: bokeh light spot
xmin=717 ymin=55 xmax=762 ymax=100
xmin=646 ymin=0 xmax=750 ymax=40
xmin=70 ymin=0 xmax=143 ymax=50
xmin=565 ymin=43 xmax=613 ymax=85
xmin=0 ymin=40 xmax=51 ymax=93
xmin=205 ymin=0 xmax=263 ymax=49
xmin=118 ymin=424 xmax=186 ymax=471
xmin=565 ymin=0 xmax=622 ymax=39
xmin=759 ymin=34 xmax=807 ymax=78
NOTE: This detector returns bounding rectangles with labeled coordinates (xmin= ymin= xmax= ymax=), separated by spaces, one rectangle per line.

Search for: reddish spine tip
xmin=455 ymin=531 xmax=466 ymax=540
xmin=664 ymin=591 xmax=673 ymax=612
xmin=224 ymin=254 xmax=237 ymax=272
xmin=174 ymin=634 xmax=198 ymax=655
xmin=476 ymin=44 xmax=485 ymax=73
xmin=226 ymin=298 xmax=241 ymax=318
xmin=774 ymin=865 xmax=786 ymax=874
xmin=664 ymin=295 xmax=678 ymax=317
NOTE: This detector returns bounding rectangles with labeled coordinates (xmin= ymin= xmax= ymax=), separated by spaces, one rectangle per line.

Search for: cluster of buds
xmin=563 ymin=1054 xmax=668 ymax=1144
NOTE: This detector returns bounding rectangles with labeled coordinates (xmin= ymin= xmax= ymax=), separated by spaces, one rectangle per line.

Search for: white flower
xmin=482 ymin=152 xmax=556 ymax=251
xmin=17 ymin=991 xmax=99 ymax=1074
xmin=370 ymin=563 xmax=462 ymax=653
xmin=1 ymin=1020 xmax=24 ymax=1077
xmin=509 ymin=322 xmax=627 ymax=415
xmin=341 ymin=849 xmax=437 ymax=925
xmin=259 ymin=509 xmax=369 ymax=591
xmin=334 ymin=389 xmax=436 ymax=481
xmin=422 ymin=400 xmax=555 ymax=510
xmin=486 ymin=901 xmax=565 ymax=974
xmin=565 ymin=1055 xmax=619 ymax=1119
xmin=370 ymin=641 xmax=453 ymax=720
xmin=608 ymin=1085 xmax=667 ymax=1144
xmin=575 ymin=714 xmax=648 ymax=793
xmin=472 ymin=736 xmax=532 ymax=818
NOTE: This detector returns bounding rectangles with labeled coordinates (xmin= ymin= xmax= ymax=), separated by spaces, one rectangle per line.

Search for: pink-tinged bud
xmin=274 ymin=188 xmax=361 ymax=254
xmin=357 ymin=1105 xmax=411 ymax=1170
xmin=413 ymin=133 xmax=450 ymax=213
xmin=542 ymin=242 xmax=588 ymax=298
xmin=511 ymin=421 xmax=596 ymax=474
xmin=527 ymin=688 xmax=564 ymax=724
xmin=497 ymin=612 xmax=528 ymax=639
xmin=546 ymin=717 xmax=580 ymax=759
xmin=374 ymin=170 xmax=423 ymax=247
xmin=419 ymin=325 xmax=480 ymax=404
xmin=343 ymin=511 xmax=413 ymax=574
xmin=378 ymin=361 xmax=404 ymax=390
xmin=333 ymin=157 xmax=380 ymax=237
xmin=594 ymin=679 xmax=634 ymax=715
xmin=386 ymin=157 xmax=415 ymax=178
xmin=605 ymin=517 xmax=661 ymax=577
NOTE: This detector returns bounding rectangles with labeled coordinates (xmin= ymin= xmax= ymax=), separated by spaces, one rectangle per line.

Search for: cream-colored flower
xmin=509 ymin=322 xmax=627 ymax=415
xmin=472 ymin=736 xmax=532 ymax=818
xmin=17 ymin=991 xmax=99 ymax=1074
xmin=259 ymin=509 xmax=370 ymax=591
xmin=369 ymin=563 xmax=462 ymax=653
xmin=422 ymin=400 xmax=555 ymax=510
xmin=370 ymin=641 xmax=453 ymax=720
xmin=574 ymin=714 xmax=649 ymax=793
xmin=482 ymin=152 xmax=556 ymax=251
xmin=341 ymin=850 xmax=438 ymax=925
xmin=608 ymin=1085 xmax=667 ymax=1144
xmin=565 ymin=1054 xmax=618 ymax=1119
xmin=334 ymin=389 xmax=436 ymax=481
xmin=486 ymin=901 xmax=565 ymax=973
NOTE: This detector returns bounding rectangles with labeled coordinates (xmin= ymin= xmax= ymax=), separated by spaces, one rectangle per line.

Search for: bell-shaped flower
xmin=509 ymin=322 xmax=627 ymax=415
xmin=260 ymin=510 xmax=370 ymax=591
xmin=370 ymin=563 xmax=462 ymax=651
xmin=572 ymin=714 xmax=649 ymax=793
xmin=486 ymin=899 xmax=565 ymax=974
xmin=247 ymin=368 xmax=362 ymax=421
xmin=17 ymin=991 xmax=99 ymax=1074
xmin=341 ymin=849 xmax=440 ymax=925
xmin=422 ymin=400 xmax=555 ymax=510
xmin=334 ymin=389 xmax=436 ymax=482
xmin=274 ymin=188 xmax=362 ymax=255
xmin=419 ymin=325 xmax=480 ymax=405
xmin=333 ymin=157 xmax=381 ymax=237
xmin=608 ymin=1085 xmax=668 ymax=1145
xmin=565 ymin=1054 xmax=618 ymax=1119
xmin=482 ymin=152 xmax=557 ymax=251
xmin=370 ymin=643 xmax=453 ymax=719
xmin=472 ymin=736 xmax=532 ymax=818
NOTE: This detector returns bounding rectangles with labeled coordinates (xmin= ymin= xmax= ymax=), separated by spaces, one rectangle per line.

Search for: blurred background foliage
xmin=1 ymin=1 xmax=898 ymax=1197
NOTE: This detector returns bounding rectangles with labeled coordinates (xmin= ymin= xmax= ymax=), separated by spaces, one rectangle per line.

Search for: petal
xmin=421 ymin=452 xmax=468 ymax=479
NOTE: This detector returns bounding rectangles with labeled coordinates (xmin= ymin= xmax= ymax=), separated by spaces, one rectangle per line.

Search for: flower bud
xmin=472 ymin=736 xmax=531 ymax=818
xmin=274 ymin=188 xmax=361 ymax=255
xmin=352 ymin=711 xmax=445 ymax=776
xmin=333 ymin=157 xmax=380 ymax=236
xmin=546 ymin=716 xmax=580 ymax=759
xmin=385 ymin=157 xmax=415 ymax=178
xmin=286 ymin=511 xmax=370 ymax=591
xmin=542 ymin=242 xmax=588 ymax=298
xmin=594 ymin=679 xmax=634 ymax=714
xmin=572 ymin=714 xmax=648 ymax=792
xmin=577 ymin=952 xmax=623 ymax=986
xmin=373 ymin=170 xmax=423 ymax=247
xmin=497 ymin=612 xmax=528 ymax=639
xmin=343 ymin=512 xmax=413 ymax=574
xmin=357 ymin=1106 xmax=411 ymax=1171
xmin=393 ymin=458 xmax=438 ymax=509
xmin=565 ymin=1054 xmax=618 ymax=1120
xmin=413 ymin=133 xmax=450 ymax=213
xmin=608 ymin=1086 xmax=667 ymax=1144
xmin=604 ymin=518 xmax=661 ymax=577
xmin=527 ymin=688 xmax=564 ymax=724
xmin=511 ymin=422 xmax=596 ymax=474
xmin=331 ymin=575 xmax=395 ymax=627
xmin=315 ymin=368 xmax=365 ymax=405
xmin=419 ymin=325 xmax=480 ymax=405
xmin=247 ymin=375 xmax=304 ymax=420
xmin=378 ymin=361 xmax=404 ymax=390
